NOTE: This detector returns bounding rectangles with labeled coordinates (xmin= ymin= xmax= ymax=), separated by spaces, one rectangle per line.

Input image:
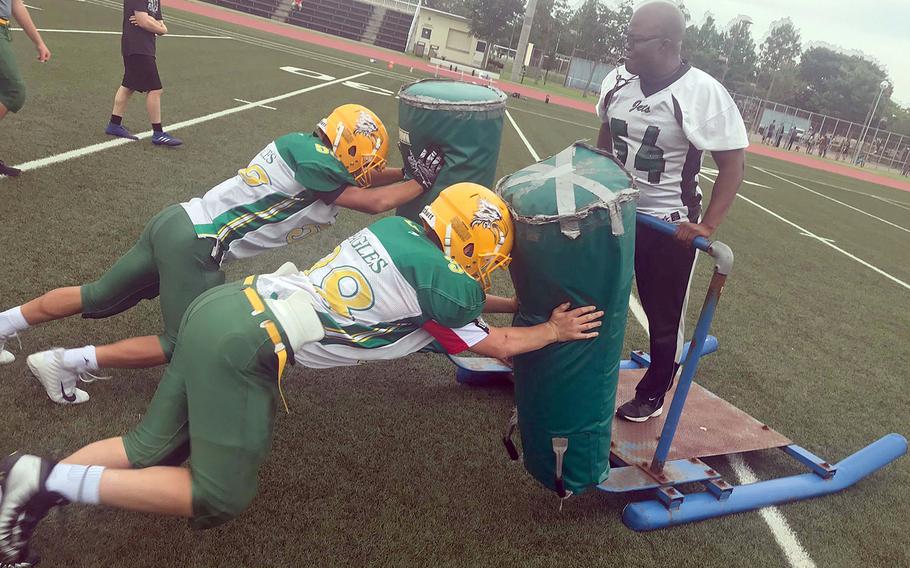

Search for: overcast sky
xmin=617 ymin=0 xmax=910 ymax=106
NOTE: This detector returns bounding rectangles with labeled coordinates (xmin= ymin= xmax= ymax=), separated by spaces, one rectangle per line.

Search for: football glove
xmin=400 ymin=143 xmax=445 ymax=192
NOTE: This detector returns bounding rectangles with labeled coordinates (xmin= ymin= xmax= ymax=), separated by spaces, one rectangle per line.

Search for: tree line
xmin=423 ymin=0 xmax=910 ymax=137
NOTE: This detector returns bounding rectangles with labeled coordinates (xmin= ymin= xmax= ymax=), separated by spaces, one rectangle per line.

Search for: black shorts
xmin=122 ymin=54 xmax=162 ymax=93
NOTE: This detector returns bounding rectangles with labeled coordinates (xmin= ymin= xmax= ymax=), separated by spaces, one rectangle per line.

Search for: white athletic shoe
xmin=0 ymin=333 xmax=19 ymax=365
xmin=25 ymin=350 xmax=90 ymax=405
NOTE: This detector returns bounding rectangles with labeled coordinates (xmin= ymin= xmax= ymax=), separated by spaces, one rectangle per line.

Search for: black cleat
xmin=0 ymin=161 xmax=21 ymax=177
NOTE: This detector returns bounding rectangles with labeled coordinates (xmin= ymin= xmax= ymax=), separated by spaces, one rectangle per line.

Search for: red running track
xmin=164 ymin=0 xmax=910 ymax=193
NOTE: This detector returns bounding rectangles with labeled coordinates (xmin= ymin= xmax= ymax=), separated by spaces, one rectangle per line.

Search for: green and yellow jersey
xmin=255 ymin=216 xmax=489 ymax=368
xmin=181 ymin=133 xmax=356 ymax=263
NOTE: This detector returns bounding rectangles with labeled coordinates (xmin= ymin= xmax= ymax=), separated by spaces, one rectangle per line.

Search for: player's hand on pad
xmin=400 ymin=143 xmax=445 ymax=192
xmin=545 ymin=303 xmax=603 ymax=342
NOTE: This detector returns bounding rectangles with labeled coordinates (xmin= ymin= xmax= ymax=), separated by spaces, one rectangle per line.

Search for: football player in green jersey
xmin=0 ymin=104 xmax=444 ymax=405
xmin=0 ymin=184 xmax=602 ymax=563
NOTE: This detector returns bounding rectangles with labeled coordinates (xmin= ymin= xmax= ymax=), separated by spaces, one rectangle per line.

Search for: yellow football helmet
xmin=317 ymin=104 xmax=389 ymax=187
xmin=420 ymin=183 xmax=514 ymax=291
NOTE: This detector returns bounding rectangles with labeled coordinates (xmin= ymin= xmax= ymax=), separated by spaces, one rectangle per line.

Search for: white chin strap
xmin=332 ymin=122 xmax=345 ymax=154
xmin=443 ymin=224 xmax=453 ymax=257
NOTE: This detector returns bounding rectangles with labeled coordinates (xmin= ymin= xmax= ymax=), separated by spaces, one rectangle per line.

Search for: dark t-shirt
xmin=121 ymin=0 xmax=162 ymax=56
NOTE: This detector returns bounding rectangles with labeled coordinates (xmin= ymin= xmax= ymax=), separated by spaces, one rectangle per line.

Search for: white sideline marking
xmin=24 ymin=4 xmax=42 ymax=9
xmin=11 ymin=27 xmax=233 ymax=38
xmin=753 ymin=166 xmax=910 ymax=234
xmin=729 ymin=455 xmax=819 ymax=568
xmin=747 ymin=167 xmax=910 ymax=211
xmin=6 ymin=72 xmax=369 ymax=175
xmin=234 ymin=98 xmax=276 ymax=110
xmin=505 ymin=110 xmax=540 ymax=162
xmin=504 ymin=111 xmax=814 ymax=568
xmin=800 ymin=232 xmax=835 ymax=244
xmin=702 ymin=174 xmax=910 ymax=291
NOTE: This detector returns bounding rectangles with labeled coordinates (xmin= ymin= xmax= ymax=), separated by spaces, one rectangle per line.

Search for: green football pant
xmin=122 ymin=279 xmax=294 ymax=529
xmin=0 ymin=25 xmax=26 ymax=113
xmin=80 ymin=205 xmax=224 ymax=360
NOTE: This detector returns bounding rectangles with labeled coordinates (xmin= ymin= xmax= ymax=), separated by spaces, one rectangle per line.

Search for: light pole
xmin=853 ymin=80 xmax=890 ymax=165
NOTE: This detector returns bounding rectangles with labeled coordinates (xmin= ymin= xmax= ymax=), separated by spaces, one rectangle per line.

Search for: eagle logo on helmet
xmin=471 ymin=199 xmax=508 ymax=243
xmin=354 ymin=111 xmax=379 ymax=137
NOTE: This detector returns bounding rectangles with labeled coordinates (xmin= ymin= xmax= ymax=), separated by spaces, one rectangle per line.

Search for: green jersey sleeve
xmin=274 ymin=133 xmax=357 ymax=194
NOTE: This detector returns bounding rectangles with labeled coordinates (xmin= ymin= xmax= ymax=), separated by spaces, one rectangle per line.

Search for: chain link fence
xmin=732 ymin=93 xmax=910 ymax=173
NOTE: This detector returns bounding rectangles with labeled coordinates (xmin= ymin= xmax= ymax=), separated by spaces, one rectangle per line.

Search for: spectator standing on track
xmin=763 ymin=120 xmax=776 ymax=144
xmin=0 ymin=0 xmax=50 ymax=176
xmin=818 ymin=133 xmax=830 ymax=158
xmin=775 ymin=125 xmax=785 ymax=147
xmin=104 ymin=0 xmax=182 ymax=146
xmin=596 ymin=1 xmax=747 ymax=422
xmin=786 ymin=125 xmax=798 ymax=150
xmin=806 ymin=131 xmax=816 ymax=155
xmin=901 ymin=147 xmax=910 ymax=176
xmin=840 ymin=138 xmax=851 ymax=161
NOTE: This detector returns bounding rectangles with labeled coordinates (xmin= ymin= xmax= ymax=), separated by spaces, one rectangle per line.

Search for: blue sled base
xmin=620 ymin=433 xmax=908 ymax=531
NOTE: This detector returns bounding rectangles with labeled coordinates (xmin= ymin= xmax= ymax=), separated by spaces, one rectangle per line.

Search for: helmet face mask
xmin=420 ymin=183 xmax=514 ymax=292
xmin=318 ymin=104 xmax=389 ymax=187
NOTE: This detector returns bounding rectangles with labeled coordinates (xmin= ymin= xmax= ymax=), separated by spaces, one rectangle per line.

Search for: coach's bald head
xmin=623 ymin=1 xmax=685 ymax=79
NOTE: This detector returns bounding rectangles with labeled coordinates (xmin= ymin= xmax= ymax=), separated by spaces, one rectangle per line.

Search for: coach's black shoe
xmin=0 ymin=454 xmax=66 ymax=564
xmin=617 ymin=394 xmax=664 ymax=423
xmin=0 ymin=161 xmax=21 ymax=177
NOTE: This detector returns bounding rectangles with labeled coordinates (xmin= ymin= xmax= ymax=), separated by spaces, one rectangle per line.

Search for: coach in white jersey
xmin=0 ymin=185 xmax=604 ymax=557
xmin=0 ymin=104 xmax=445 ymax=405
xmin=596 ymin=1 xmax=747 ymax=422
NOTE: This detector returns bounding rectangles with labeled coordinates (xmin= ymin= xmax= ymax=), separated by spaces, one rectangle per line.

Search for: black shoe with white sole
xmin=0 ymin=454 xmax=65 ymax=565
xmin=616 ymin=394 xmax=665 ymax=422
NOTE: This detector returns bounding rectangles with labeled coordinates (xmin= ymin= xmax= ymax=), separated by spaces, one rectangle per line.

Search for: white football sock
xmin=0 ymin=307 xmax=29 ymax=337
xmin=62 ymin=346 xmax=99 ymax=372
xmin=45 ymin=463 xmax=106 ymax=505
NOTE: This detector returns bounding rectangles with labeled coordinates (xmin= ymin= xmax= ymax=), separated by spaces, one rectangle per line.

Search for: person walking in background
xmin=806 ymin=131 xmax=816 ymax=155
xmin=105 ymin=0 xmax=182 ymax=146
xmin=775 ymin=125 xmax=784 ymax=147
xmin=0 ymin=0 xmax=50 ymax=176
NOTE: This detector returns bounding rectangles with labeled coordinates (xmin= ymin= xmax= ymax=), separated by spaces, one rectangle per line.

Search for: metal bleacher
xmin=199 ymin=0 xmax=417 ymax=52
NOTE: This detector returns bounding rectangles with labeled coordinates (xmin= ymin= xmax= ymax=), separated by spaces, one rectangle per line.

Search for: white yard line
xmin=504 ymin=110 xmax=540 ymax=162
xmin=728 ymin=455 xmax=818 ymax=568
xmin=23 ymin=4 xmax=42 ymax=10
xmin=702 ymin=173 xmax=910 ymax=291
xmin=12 ymin=27 xmax=232 ymax=38
xmin=504 ymin=111 xmax=815 ymax=568
xmin=748 ymin=167 xmax=910 ymax=210
xmin=6 ymin=71 xmax=368 ymax=175
xmin=753 ymin=166 xmax=910 ymax=234
xmin=234 ymin=98 xmax=276 ymax=110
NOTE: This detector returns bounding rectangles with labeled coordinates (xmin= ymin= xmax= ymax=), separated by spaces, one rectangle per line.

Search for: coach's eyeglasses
xmin=624 ymin=34 xmax=666 ymax=48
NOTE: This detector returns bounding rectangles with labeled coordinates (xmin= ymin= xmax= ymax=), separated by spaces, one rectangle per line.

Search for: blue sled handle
xmin=636 ymin=212 xmax=733 ymax=276
xmin=636 ymin=212 xmax=711 ymax=252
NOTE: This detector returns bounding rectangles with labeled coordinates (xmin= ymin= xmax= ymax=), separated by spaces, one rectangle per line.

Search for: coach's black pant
xmin=634 ymin=220 xmax=697 ymax=400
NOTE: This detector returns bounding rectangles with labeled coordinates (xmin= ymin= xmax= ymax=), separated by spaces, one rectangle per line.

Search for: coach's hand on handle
xmin=546 ymin=303 xmax=603 ymax=342
xmin=674 ymin=221 xmax=714 ymax=247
